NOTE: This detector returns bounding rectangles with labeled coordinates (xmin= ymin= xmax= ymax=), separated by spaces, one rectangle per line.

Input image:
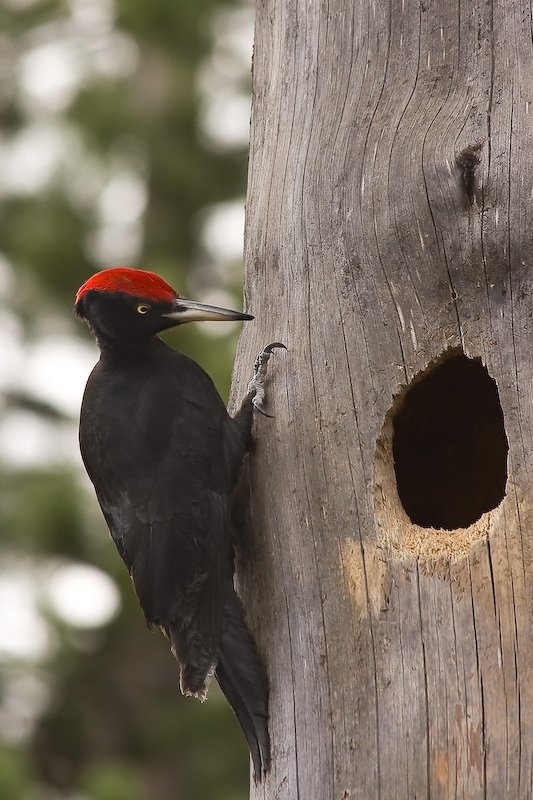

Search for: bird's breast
xmin=79 ymin=355 xmax=228 ymax=500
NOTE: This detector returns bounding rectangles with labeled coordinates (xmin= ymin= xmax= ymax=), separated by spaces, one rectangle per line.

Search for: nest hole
xmin=392 ymin=351 xmax=508 ymax=530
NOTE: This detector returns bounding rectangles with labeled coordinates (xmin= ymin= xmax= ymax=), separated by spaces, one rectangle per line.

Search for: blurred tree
xmin=0 ymin=0 xmax=254 ymax=797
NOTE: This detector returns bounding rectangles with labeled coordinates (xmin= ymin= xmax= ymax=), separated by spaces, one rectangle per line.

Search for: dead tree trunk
xmin=231 ymin=1 xmax=533 ymax=797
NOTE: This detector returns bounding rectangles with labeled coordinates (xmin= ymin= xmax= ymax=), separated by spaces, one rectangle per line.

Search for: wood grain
xmin=230 ymin=1 xmax=533 ymax=797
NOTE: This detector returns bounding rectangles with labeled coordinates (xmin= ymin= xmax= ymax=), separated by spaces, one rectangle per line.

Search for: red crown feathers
xmin=75 ymin=267 xmax=177 ymax=305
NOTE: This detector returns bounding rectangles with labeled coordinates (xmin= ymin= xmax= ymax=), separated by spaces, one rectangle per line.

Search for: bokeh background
xmin=0 ymin=0 xmax=254 ymax=797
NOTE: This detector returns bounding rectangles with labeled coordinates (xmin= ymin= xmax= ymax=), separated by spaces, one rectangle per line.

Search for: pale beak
xmin=163 ymin=298 xmax=254 ymax=324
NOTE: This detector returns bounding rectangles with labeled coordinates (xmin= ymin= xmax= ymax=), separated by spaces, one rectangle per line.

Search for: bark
xmin=230 ymin=1 xmax=533 ymax=798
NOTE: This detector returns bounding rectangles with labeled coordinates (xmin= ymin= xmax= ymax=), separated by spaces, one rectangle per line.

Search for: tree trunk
xmin=231 ymin=1 xmax=533 ymax=797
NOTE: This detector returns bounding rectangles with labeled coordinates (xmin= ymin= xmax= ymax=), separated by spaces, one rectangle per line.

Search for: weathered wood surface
xmin=231 ymin=1 xmax=533 ymax=797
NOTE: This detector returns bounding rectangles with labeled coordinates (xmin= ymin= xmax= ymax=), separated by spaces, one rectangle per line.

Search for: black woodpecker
xmin=75 ymin=266 xmax=283 ymax=780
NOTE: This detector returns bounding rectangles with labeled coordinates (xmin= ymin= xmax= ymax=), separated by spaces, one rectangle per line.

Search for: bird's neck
xmin=97 ymin=335 xmax=169 ymax=365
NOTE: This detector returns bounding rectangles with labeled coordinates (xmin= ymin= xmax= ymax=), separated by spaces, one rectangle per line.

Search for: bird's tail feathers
xmin=165 ymin=620 xmax=217 ymax=701
xmin=215 ymin=591 xmax=270 ymax=781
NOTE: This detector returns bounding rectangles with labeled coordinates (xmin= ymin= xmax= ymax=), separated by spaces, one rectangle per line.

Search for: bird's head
xmin=75 ymin=266 xmax=253 ymax=346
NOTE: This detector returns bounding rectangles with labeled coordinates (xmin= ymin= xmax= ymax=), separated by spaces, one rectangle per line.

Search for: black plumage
xmin=75 ymin=269 xmax=271 ymax=779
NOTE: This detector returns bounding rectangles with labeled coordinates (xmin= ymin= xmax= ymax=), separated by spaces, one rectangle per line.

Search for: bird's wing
xmin=81 ymin=353 xmax=232 ymax=684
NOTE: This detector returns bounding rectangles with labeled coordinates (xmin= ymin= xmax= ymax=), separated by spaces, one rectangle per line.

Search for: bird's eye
xmin=136 ymin=304 xmax=151 ymax=315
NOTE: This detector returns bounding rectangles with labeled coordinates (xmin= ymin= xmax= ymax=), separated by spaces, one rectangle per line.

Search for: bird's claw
xmin=248 ymin=342 xmax=286 ymax=417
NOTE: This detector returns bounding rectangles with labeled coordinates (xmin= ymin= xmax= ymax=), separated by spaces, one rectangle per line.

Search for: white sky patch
xmin=200 ymin=93 xmax=251 ymax=149
xmin=20 ymin=336 xmax=96 ymax=417
xmin=63 ymin=141 xmax=107 ymax=209
xmin=198 ymin=4 xmax=254 ymax=89
xmin=87 ymin=222 xmax=143 ymax=265
xmin=0 ymin=410 xmax=81 ymax=467
xmin=89 ymin=31 xmax=139 ymax=80
xmin=211 ymin=4 xmax=255 ymax=65
xmin=0 ymin=558 xmax=120 ymax=640
xmin=0 ymin=123 xmax=66 ymax=196
xmin=0 ymin=412 xmax=57 ymax=467
xmin=17 ymin=13 xmax=138 ymax=115
xmin=198 ymin=4 xmax=253 ymax=150
xmin=46 ymin=563 xmax=120 ymax=629
xmin=98 ymin=170 xmax=147 ymax=227
xmin=69 ymin=0 xmax=114 ymax=33
xmin=200 ymin=200 xmax=245 ymax=263
xmin=19 ymin=41 xmax=84 ymax=112
xmin=0 ymin=569 xmax=50 ymax=661
xmin=0 ymin=312 xmax=24 ymax=389
xmin=88 ymin=163 xmax=147 ymax=264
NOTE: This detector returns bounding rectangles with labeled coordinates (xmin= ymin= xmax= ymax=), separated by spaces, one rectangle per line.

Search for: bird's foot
xmin=248 ymin=342 xmax=286 ymax=417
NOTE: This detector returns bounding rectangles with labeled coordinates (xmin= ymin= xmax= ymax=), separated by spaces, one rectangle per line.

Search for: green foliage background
xmin=0 ymin=0 xmax=253 ymax=797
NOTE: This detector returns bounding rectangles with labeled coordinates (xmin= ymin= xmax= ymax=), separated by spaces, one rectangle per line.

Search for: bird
xmin=75 ymin=265 xmax=283 ymax=780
